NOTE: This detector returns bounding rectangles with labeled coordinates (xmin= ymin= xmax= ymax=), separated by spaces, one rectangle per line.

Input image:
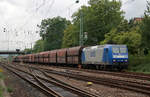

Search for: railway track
xmin=37 ymin=65 xmax=150 ymax=81
xmin=1 ymin=64 xmax=99 ymax=97
xmin=11 ymin=62 xmax=150 ymax=81
xmin=5 ymin=62 xmax=150 ymax=96
xmin=2 ymin=65 xmax=64 ymax=97
xmin=34 ymin=66 xmax=150 ymax=96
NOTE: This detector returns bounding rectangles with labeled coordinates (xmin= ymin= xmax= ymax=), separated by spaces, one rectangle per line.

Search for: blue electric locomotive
xmin=81 ymin=44 xmax=128 ymax=70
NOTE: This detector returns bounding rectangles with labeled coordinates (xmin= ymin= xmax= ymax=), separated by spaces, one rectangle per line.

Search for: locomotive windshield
xmin=120 ymin=47 xmax=127 ymax=53
xmin=112 ymin=47 xmax=120 ymax=53
xmin=112 ymin=47 xmax=127 ymax=53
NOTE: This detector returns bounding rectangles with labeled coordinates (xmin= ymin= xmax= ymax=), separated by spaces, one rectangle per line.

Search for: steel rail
xmin=12 ymin=62 xmax=150 ymax=81
xmin=12 ymin=63 xmax=150 ymax=95
xmin=39 ymin=65 xmax=150 ymax=81
xmin=1 ymin=65 xmax=63 ymax=97
xmin=29 ymin=69 xmax=63 ymax=97
xmin=39 ymin=71 xmax=99 ymax=97
xmin=40 ymin=68 xmax=150 ymax=96
xmin=6 ymin=63 xmax=150 ymax=95
xmin=30 ymin=65 xmax=150 ymax=87
xmin=2 ymin=64 xmax=98 ymax=97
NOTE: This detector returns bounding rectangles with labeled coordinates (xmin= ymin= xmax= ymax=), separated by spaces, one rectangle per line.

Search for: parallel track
xmin=1 ymin=65 xmax=63 ymax=97
xmin=35 ymin=67 xmax=150 ymax=96
xmin=1 ymin=64 xmax=99 ymax=97
xmin=37 ymin=65 xmax=150 ymax=81
xmin=4 ymin=62 xmax=150 ymax=96
xmin=12 ymin=62 xmax=150 ymax=81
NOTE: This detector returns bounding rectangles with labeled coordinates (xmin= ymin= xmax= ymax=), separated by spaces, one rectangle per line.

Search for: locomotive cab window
xmin=120 ymin=47 xmax=127 ymax=53
xmin=112 ymin=47 xmax=119 ymax=53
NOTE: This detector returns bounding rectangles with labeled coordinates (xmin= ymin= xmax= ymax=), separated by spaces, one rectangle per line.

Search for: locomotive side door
xmin=104 ymin=48 xmax=109 ymax=64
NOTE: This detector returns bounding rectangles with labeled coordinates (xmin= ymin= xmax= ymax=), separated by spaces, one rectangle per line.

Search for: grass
xmin=128 ymin=53 xmax=150 ymax=74
xmin=7 ymin=87 xmax=13 ymax=93
xmin=0 ymin=72 xmax=12 ymax=97
xmin=0 ymin=71 xmax=4 ymax=97
xmin=0 ymin=86 xmax=4 ymax=97
xmin=0 ymin=69 xmax=5 ymax=97
xmin=0 ymin=73 xmax=4 ymax=80
xmin=0 ymin=68 xmax=5 ymax=80
xmin=128 ymin=63 xmax=150 ymax=74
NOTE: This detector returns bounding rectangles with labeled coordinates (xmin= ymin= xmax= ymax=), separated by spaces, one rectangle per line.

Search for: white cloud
xmin=122 ymin=0 xmax=148 ymax=19
xmin=0 ymin=0 xmax=148 ymax=50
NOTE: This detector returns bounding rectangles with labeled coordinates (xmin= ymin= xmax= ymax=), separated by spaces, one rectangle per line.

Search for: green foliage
xmin=38 ymin=16 xmax=70 ymax=51
xmin=129 ymin=54 xmax=150 ymax=66
xmin=33 ymin=39 xmax=44 ymax=53
xmin=0 ymin=73 xmax=4 ymax=97
xmin=24 ymin=48 xmax=32 ymax=54
xmin=129 ymin=63 xmax=150 ymax=74
xmin=0 ymin=86 xmax=4 ymax=97
xmin=101 ymin=28 xmax=142 ymax=54
xmin=117 ymin=19 xmax=130 ymax=32
xmin=0 ymin=73 xmax=4 ymax=79
xmin=7 ymin=87 xmax=13 ymax=93
xmin=128 ymin=54 xmax=150 ymax=73
xmin=140 ymin=2 xmax=150 ymax=48
xmin=101 ymin=18 xmax=142 ymax=54
xmin=62 ymin=0 xmax=124 ymax=47
xmin=62 ymin=24 xmax=79 ymax=48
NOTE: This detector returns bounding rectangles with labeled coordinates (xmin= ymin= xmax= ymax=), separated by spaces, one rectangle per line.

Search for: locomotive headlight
xmin=125 ymin=60 xmax=128 ymax=62
xmin=113 ymin=60 xmax=116 ymax=62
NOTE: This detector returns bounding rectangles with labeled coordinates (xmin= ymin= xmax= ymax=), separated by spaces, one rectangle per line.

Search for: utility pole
xmin=3 ymin=27 xmax=9 ymax=51
xmin=80 ymin=11 xmax=84 ymax=46
xmin=76 ymin=0 xmax=88 ymax=46
xmin=76 ymin=0 xmax=84 ymax=46
xmin=8 ymin=30 xmax=9 ymax=51
xmin=31 ymin=43 xmax=32 ymax=53
xmin=30 ymin=31 xmax=33 ymax=53
xmin=28 ymin=31 xmax=33 ymax=54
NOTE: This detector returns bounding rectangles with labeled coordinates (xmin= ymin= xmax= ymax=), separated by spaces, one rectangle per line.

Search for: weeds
xmin=0 ymin=86 xmax=4 ymax=97
xmin=128 ymin=53 xmax=150 ymax=73
xmin=7 ymin=87 xmax=13 ymax=93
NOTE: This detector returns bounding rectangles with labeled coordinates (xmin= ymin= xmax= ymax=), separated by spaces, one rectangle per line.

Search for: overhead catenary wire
xmin=1 ymin=0 xmax=90 ymax=51
xmin=16 ymin=0 xmax=55 ymax=50
xmin=44 ymin=0 xmax=55 ymax=18
xmin=124 ymin=0 xmax=135 ymax=5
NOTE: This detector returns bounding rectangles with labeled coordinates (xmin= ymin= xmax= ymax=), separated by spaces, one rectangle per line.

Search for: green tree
xmin=141 ymin=1 xmax=150 ymax=48
xmin=38 ymin=16 xmax=70 ymax=50
xmin=24 ymin=48 xmax=32 ymax=54
xmin=101 ymin=29 xmax=142 ymax=54
xmin=33 ymin=39 xmax=44 ymax=53
xmin=84 ymin=0 xmax=123 ymax=45
xmin=62 ymin=24 xmax=79 ymax=48
xmin=63 ymin=0 xmax=124 ymax=47
xmin=117 ymin=19 xmax=130 ymax=32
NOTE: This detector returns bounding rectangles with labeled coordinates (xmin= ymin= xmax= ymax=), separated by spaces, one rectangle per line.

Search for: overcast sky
xmin=0 ymin=0 xmax=149 ymax=51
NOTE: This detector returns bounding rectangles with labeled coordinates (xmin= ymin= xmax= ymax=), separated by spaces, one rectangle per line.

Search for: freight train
xmin=13 ymin=44 xmax=128 ymax=71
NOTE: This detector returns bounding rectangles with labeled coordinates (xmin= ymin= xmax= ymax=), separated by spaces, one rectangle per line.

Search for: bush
xmin=7 ymin=87 xmax=13 ymax=93
xmin=0 ymin=72 xmax=4 ymax=79
xmin=128 ymin=53 xmax=150 ymax=73
xmin=0 ymin=86 xmax=4 ymax=97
